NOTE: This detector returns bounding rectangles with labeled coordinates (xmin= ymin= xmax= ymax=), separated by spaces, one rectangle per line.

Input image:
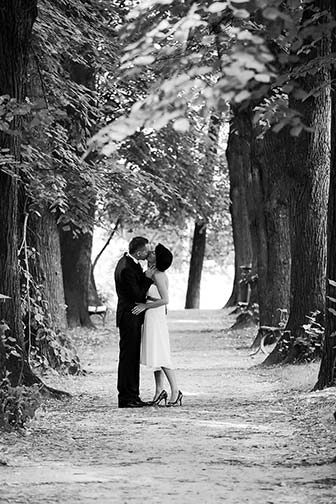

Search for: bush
xmin=30 ymin=327 xmax=83 ymax=375
xmin=0 ymin=378 xmax=41 ymax=430
xmin=276 ymin=311 xmax=324 ymax=363
xmin=291 ymin=311 xmax=324 ymax=362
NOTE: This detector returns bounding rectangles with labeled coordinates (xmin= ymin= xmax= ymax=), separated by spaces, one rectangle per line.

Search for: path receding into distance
xmin=1 ymin=309 xmax=335 ymax=503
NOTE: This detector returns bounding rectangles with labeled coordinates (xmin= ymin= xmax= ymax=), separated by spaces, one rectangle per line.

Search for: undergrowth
xmin=0 ymin=377 xmax=41 ymax=431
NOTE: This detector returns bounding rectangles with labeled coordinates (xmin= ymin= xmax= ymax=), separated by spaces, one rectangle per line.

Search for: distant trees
xmin=109 ymin=110 xmax=228 ymax=310
xmin=89 ymin=0 xmax=336 ymax=385
xmin=185 ymin=221 xmax=207 ymax=309
xmin=185 ymin=112 xmax=223 ymax=309
xmin=225 ymin=108 xmax=254 ymax=308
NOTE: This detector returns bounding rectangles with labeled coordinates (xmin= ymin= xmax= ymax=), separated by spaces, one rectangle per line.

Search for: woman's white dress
xmin=140 ymin=284 xmax=172 ymax=369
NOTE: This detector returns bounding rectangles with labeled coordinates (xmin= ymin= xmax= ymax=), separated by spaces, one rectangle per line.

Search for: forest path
xmin=1 ymin=309 xmax=335 ymax=503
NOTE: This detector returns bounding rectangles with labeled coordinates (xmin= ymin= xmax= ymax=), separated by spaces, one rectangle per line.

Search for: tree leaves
xmin=208 ymin=3 xmax=228 ymax=14
xmin=21 ymin=0 xmax=335 ymax=243
xmin=172 ymin=118 xmax=190 ymax=132
xmin=88 ymin=0 xmax=336 ymax=157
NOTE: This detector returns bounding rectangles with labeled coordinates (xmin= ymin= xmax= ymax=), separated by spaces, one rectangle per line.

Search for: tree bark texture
xmin=25 ymin=50 xmax=67 ymax=333
xmin=251 ymin=128 xmax=291 ymax=327
xmin=286 ymin=44 xmax=330 ymax=332
xmin=315 ymin=126 xmax=336 ymax=386
xmin=225 ymin=109 xmax=254 ymax=307
xmin=0 ymin=1 xmax=38 ymax=385
xmin=29 ymin=210 xmax=67 ymax=331
xmin=185 ymin=222 xmax=207 ymax=309
xmin=226 ymin=105 xmax=290 ymax=331
xmin=315 ymin=0 xmax=336 ymax=388
xmin=60 ymin=221 xmax=95 ymax=328
xmin=264 ymin=0 xmax=331 ymax=365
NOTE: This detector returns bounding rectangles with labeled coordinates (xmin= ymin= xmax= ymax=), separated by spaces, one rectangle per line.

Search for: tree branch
xmin=92 ymin=217 xmax=121 ymax=273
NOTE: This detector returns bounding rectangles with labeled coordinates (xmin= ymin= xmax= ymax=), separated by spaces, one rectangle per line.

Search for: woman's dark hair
xmin=129 ymin=236 xmax=149 ymax=255
xmin=155 ymin=243 xmax=173 ymax=272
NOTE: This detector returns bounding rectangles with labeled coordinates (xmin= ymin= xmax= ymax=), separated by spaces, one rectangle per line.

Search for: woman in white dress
xmin=132 ymin=243 xmax=182 ymax=407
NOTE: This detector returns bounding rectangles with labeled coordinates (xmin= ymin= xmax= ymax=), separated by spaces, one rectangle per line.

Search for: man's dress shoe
xmin=118 ymin=399 xmax=149 ymax=408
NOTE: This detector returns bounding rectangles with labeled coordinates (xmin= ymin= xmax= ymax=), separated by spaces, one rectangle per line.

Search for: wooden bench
xmin=249 ymin=325 xmax=284 ymax=356
xmin=88 ymin=305 xmax=108 ymax=326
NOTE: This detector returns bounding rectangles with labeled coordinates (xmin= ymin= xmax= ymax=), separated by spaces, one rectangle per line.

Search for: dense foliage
xmin=89 ymin=0 xmax=334 ymax=152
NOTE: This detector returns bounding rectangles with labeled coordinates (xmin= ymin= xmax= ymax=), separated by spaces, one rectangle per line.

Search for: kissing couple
xmin=114 ymin=236 xmax=183 ymax=409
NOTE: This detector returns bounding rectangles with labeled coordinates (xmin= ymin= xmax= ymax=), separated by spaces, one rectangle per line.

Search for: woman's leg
xmin=162 ymin=367 xmax=179 ymax=402
xmin=153 ymin=369 xmax=165 ymax=400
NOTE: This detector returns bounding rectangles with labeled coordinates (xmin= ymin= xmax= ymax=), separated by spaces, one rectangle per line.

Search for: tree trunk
xmin=59 ymin=56 xmax=96 ymax=327
xmin=251 ymin=128 xmax=291 ymax=327
xmin=213 ymin=26 xmax=257 ymax=310
xmin=0 ymin=1 xmax=38 ymax=385
xmin=29 ymin=210 xmax=67 ymax=331
xmin=25 ymin=48 xmax=67 ymax=334
xmin=185 ymin=111 xmax=219 ymax=309
xmin=229 ymin=117 xmax=290 ymax=334
xmin=0 ymin=170 xmax=24 ymax=385
xmin=315 ymin=136 xmax=336 ymax=387
xmin=185 ymin=221 xmax=207 ymax=309
xmin=315 ymin=1 xmax=336 ymax=389
xmin=225 ymin=109 xmax=254 ymax=307
xmin=264 ymin=0 xmax=330 ymax=365
xmin=286 ymin=142 xmax=329 ymax=328
xmin=60 ymin=222 xmax=95 ymax=328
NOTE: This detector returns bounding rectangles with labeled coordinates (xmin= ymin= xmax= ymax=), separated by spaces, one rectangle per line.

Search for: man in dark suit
xmin=114 ymin=236 xmax=154 ymax=408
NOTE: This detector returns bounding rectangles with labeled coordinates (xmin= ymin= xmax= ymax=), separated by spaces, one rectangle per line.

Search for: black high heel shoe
xmin=151 ymin=390 xmax=168 ymax=406
xmin=167 ymin=390 xmax=183 ymax=407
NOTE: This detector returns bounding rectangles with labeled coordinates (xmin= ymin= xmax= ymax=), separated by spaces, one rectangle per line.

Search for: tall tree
xmin=315 ymin=0 xmax=336 ymax=389
xmin=24 ymin=52 xmax=68 ymax=335
xmin=27 ymin=210 xmax=67 ymax=332
xmin=264 ymin=0 xmax=331 ymax=364
xmin=225 ymin=108 xmax=254 ymax=307
xmin=60 ymin=203 xmax=96 ymax=328
xmin=185 ymin=221 xmax=207 ymax=309
xmin=57 ymin=49 xmax=97 ymax=328
xmin=0 ymin=1 xmax=38 ymax=385
xmin=251 ymin=126 xmax=291 ymax=328
xmin=185 ymin=112 xmax=222 ymax=309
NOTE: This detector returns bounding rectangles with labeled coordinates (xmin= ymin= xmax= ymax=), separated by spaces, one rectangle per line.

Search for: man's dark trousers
xmin=117 ymin=312 xmax=143 ymax=405
xmin=115 ymin=253 xmax=152 ymax=406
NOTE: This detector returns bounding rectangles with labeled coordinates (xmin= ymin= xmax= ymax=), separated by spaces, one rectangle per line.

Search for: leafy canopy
xmin=89 ymin=0 xmax=335 ymax=154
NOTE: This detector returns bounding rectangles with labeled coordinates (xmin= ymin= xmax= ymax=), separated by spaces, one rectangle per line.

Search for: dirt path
xmin=1 ymin=309 xmax=335 ymax=503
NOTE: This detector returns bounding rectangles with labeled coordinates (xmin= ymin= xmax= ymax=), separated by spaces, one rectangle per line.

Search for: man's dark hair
xmin=129 ymin=236 xmax=149 ymax=255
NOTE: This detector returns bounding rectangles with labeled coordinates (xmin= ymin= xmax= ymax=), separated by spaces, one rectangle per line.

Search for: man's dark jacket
xmin=114 ymin=253 xmax=153 ymax=326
